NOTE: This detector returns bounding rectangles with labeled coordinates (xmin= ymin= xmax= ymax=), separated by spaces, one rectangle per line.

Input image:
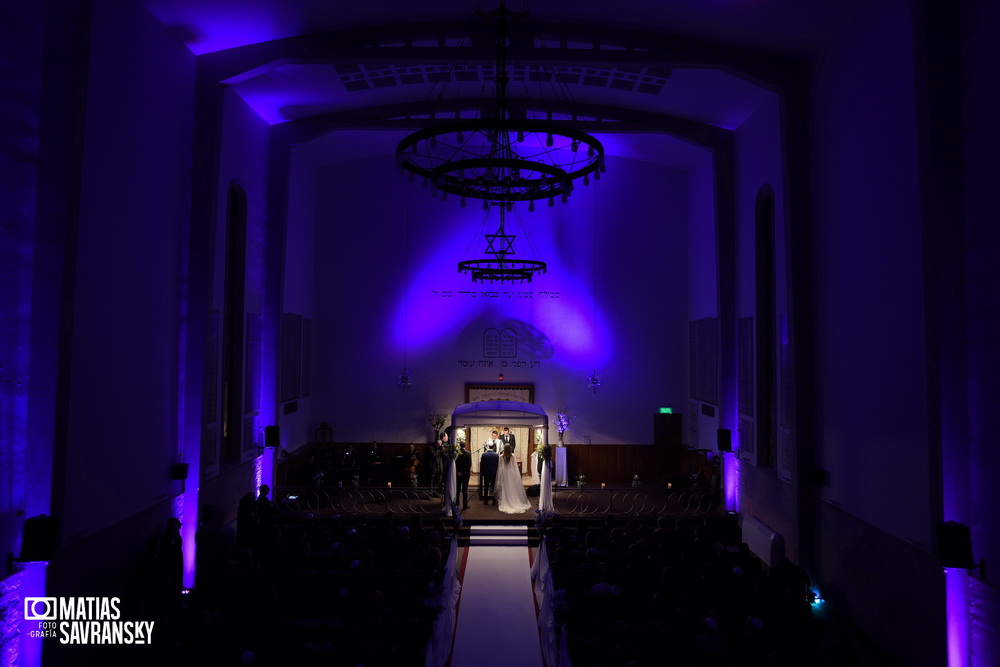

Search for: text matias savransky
xmin=25 ymin=596 xmax=155 ymax=645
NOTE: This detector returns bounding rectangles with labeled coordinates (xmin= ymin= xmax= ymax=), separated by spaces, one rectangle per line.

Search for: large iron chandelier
xmin=395 ymin=2 xmax=605 ymax=206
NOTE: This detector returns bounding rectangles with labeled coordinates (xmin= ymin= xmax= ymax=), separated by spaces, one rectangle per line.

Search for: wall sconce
xmin=498 ymin=372 xmax=504 ymax=381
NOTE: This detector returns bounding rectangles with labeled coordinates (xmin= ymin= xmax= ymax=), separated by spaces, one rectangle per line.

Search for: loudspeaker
xmin=170 ymin=462 xmax=189 ymax=480
xmin=264 ymin=425 xmax=280 ymax=448
xmin=937 ymin=521 xmax=974 ymax=569
xmin=21 ymin=515 xmax=57 ymax=562
xmin=717 ymin=428 xmax=732 ymax=452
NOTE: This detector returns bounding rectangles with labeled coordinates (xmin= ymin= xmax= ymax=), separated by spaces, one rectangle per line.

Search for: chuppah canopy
xmin=449 ymin=400 xmax=548 ymax=428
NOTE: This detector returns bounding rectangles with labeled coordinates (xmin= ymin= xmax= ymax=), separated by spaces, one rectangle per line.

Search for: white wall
xmin=61 ymin=0 xmax=195 ymax=542
xmin=279 ymin=144 xmax=320 ymax=450
xmin=731 ymin=92 xmax=799 ymax=545
xmin=200 ymin=88 xmax=271 ymax=476
xmin=307 ymin=142 xmax=688 ymax=445
xmin=810 ymin=0 xmax=930 ymax=548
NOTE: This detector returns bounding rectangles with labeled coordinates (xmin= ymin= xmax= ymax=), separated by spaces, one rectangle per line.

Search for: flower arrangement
xmin=443 ymin=439 xmax=462 ymax=460
xmin=535 ymin=441 xmax=552 ymax=458
xmin=425 ymin=410 xmax=448 ymax=438
xmin=632 ymin=474 xmax=641 ymax=489
xmin=576 ymin=474 xmax=586 ymax=489
xmin=553 ymin=411 xmax=574 ymax=443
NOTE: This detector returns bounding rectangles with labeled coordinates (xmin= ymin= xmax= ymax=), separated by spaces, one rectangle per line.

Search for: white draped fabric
xmin=538 ymin=458 xmax=554 ymax=513
xmin=443 ymin=459 xmax=457 ymax=515
xmin=425 ymin=538 xmax=461 ymax=667
xmin=554 ymin=446 xmax=568 ymax=486
xmin=530 ymin=541 xmax=572 ymax=667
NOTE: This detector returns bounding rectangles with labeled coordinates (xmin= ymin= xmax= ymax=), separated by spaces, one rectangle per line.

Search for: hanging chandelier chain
xmin=396 ymin=2 xmax=605 ymax=204
xmin=396 ymin=0 xmax=605 ymax=285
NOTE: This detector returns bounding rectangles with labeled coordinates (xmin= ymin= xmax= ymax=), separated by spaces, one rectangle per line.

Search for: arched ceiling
xmin=141 ymin=0 xmax=867 ymax=58
xmin=138 ymin=0 xmax=870 ymax=168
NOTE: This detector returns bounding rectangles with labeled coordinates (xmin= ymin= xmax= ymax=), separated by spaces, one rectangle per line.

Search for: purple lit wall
xmin=812 ymin=1 xmax=930 ymax=548
xmin=960 ymin=0 xmax=1000 ymax=662
xmin=2 ymin=562 xmax=47 ymax=667
xmin=279 ymin=146 xmax=319 ymax=448
xmin=686 ymin=150 xmax=717 ymax=322
xmin=730 ymin=93 xmax=798 ymax=551
xmin=198 ymin=87 xmax=271 ymax=499
xmin=307 ymin=142 xmax=688 ymax=445
xmin=1 ymin=1 xmax=44 ymax=585
xmin=58 ymin=0 xmax=195 ymax=545
xmin=807 ymin=1 xmax=945 ymax=664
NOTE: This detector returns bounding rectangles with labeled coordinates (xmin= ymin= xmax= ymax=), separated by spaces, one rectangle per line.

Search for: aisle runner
xmin=449 ymin=546 xmax=543 ymax=667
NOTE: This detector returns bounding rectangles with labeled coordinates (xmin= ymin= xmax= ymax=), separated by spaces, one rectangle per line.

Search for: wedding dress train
xmin=495 ymin=448 xmax=532 ymax=514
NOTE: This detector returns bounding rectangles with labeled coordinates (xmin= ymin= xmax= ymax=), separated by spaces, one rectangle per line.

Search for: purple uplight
xmin=258 ymin=445 xmax=276 ymax=498
xmin=945 ymin=568 xmax=970 ymax=667
xmin=227 ymin=89 xmax=293 ymax=126
xmin=254 ymin=455 xmax=264 ymax=495
xmin=171 ymin=494 xmax=198 ymax=589
xmin=4 ymin=561 xmax=47 ymax=667
xmin=144 ymin=5 xmax=289 ymax=55
xmin=389 ymin=231 xmax=613 ymax=368
xmin=723 ymin=450 xmax=740 ymax=512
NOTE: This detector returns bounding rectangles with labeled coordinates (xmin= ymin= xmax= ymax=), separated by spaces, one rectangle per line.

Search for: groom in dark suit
xmin=455 ymin=440 xmax=472 ymax=510
xmin=501 ymin=427 xmax=516 ymax=453
xmin=480 ymin=446 xmax=499 ymax=504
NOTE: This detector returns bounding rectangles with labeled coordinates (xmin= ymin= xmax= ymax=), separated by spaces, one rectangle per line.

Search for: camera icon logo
xmin=24 ymin=597 xmax=58 ymax=621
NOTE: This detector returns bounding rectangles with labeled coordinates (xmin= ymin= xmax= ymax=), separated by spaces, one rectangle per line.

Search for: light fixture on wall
xmin=397 ymin=369 xmax=413 ymax=391
xmin=395 ymin=3 xmax=605 ymax=206
xmin=586 ymin=369 xmax=601 ymax=393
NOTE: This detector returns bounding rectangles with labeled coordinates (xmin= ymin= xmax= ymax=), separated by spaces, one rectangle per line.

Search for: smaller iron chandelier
xmin=458 ymin=258 xmax=547 ymax=284
xmin=458 ymin=202 xmax=546 ymax=283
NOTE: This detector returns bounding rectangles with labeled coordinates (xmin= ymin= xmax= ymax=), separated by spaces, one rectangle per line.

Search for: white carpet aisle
xmin=449 ymin=543 xmax=543 ymax=667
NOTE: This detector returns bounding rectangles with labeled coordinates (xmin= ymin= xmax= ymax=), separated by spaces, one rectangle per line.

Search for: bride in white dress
xmin=495 ymin=443 xmax=532 ymax=514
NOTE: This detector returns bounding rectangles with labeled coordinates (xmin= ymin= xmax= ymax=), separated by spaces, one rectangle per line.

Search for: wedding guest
xmin=455 ymin=439 xmax=472 ymax=509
